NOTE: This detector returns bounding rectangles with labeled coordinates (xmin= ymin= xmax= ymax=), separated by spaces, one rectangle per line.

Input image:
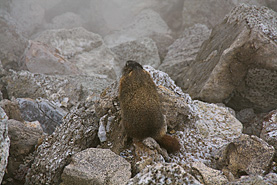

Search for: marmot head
xmin=122 ymin=60 xmax=143 ymax=76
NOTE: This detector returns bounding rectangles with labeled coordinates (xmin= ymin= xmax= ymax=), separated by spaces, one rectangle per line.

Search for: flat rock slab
xmin=62 ymin=148 xmax=131 ymax=185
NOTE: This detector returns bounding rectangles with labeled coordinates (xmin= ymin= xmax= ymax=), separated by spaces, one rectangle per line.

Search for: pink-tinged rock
xmin=21 ymin=40 xmax=80 ymax=75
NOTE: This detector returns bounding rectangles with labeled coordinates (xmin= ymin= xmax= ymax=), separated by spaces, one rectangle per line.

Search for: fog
xmin=0 ymin=0 xmax=184 ymax=38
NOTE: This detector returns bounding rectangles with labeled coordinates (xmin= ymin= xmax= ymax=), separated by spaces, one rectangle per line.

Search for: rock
xmin=260 ymin=110 xmax=277 ymax=153
xmin=48 ymin=12 xmax=85 ymax=30
xmin=87 ymin=0 xmax=181 ymax=36
xmin=2 ymin=70 xmax=113 ymax=108
xmin=191 ymin=161 xmax=228 ymax=185
xmin=182 ymin=0 xmax=267 ymax=29
xmin=0 ymin=107 xmax=9 ymax=184
xmin=0 ymin=99 xmax=23 ymax=122
xmin=148 ymin=33 xmax=174 ymax=62
xmin=5 ymin=119 xmax=43 ymax=183
xmin=20 ymin=40 xmax=80 ymax=75
xmin=0 ymin=15 xmax=28 ymax=70
xmin=25 ymin=101 xmax=99 ymax=185
xmin=266 ymin=0 xmax=277 ymax=11
xmin=127 ymin=163 xmax=201 ymax=185
xmin=17 ymin=98 xmax=67 ymax=134
xmin=110 ymin=37 xmax=160 ymax=69
xmin=9 ymin=0 xmax=45 ymax=37
xmin=35 ymin=27 xmax=120 ymax=79
xmin=61 ymin=148 xmax=131 ymax=185
xmin=182 ymin=4 xmax=277 ymax=112
xmin=227 ymin=173 xmax=277 ymax=185
xmin=158 ymin=24 xmax=211 ymax=87
xmin=242 ymin=112 xmax=266 ymax=137
xmin=236 ymin=108 xmax=256 ymax=124
xmin=96 ymin=65 xmax=242 ymax=173
xmin=216 ymin=134 xmax=275 ymax=178
xmin=104 ymin=9 xmax=171 ymax=48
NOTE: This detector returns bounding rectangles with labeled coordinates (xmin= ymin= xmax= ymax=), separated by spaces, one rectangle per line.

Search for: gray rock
xmin=111 ymin=37 xmax=160 ymax=69
xmin=0 ymin=99 xmax=24 ymax=122
xmin=20 ymin=40 xmax=80 ymax=75
xmin=127 ymin=163 xmax=201 ymax=185
xmin=48 ymin=12 xmax=85 ymax=30
xmin=216 ymin=134 xmax=275 ymax=178
xmin=61 ymin=148 xmax=131 ymax=185
xmin=227 ymin=173 xmax=277 ymax=185
xmin=2 ymin=70 xmax=113 ymax=108
xmin=17 ymin=98 xmax=67 ymax=134
xmin=96 ymin=65 xmax=242 ymax=171
xmin=9 ymin=0 xmax=45 ymax=37
xmin=236 ymin=108 xmax=256 ymax=124
xmin=87 ymin=0 xmax=180 ymax=36
xmin=6 ymin=119 xmax=43 ymax=183
xmin=148 ymin=33 xmax=174 ymax=62
xmin=0 ymin=15 xmax=28 ymax=70
xmin=182 ymin=0 xmax=267 ymax=29
xmin=260 ymin=110 xmax=277 ymax=153
xmin=104 ymin=9 xmax=171 ymax=48
xmin=240 ymin=112 xmax=268 ymax=137
xmin=182 ymin=4 xmax=277 ymax=112
xmin=25 ymin=65 xmax=243 ymax=185
xmin=191 ymin=161 xmax=228 ymax=185
xmin=35 ymin=27 xmax=120 ymax=79
xmin=25 ymin=101 xmax=99 ymax=185
xmin=0 ymin=107 xmax=9 ymax=184
xmin=158 ymin=24 xmax=211 ymax=87
xmin=266 ymin=0 xmax=277 ymax=11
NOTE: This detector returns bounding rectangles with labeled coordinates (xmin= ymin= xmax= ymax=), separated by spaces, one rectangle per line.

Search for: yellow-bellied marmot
xmin=119 ymin=60 xmax=180 ymax=153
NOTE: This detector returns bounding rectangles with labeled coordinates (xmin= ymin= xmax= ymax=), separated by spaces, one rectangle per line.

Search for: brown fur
xmin=119 ymin=60 xmax=180 ymax=153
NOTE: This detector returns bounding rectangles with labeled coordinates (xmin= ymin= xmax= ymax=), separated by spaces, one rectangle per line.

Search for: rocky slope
xmin=0 ymin=1 xmax=276 ymax=185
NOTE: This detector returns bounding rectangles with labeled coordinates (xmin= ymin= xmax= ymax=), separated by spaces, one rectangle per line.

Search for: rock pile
xmin=0 ymin=1 xmax=276 ymax=185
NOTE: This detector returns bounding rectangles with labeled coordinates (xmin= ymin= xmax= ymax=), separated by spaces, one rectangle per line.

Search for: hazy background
xmin=0 ymin=0 xmax=184 ymax=39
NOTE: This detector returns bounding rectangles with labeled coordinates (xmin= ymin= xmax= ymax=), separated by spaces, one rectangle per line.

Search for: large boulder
xmin=24 ymin=65 xmax=243 ymax=184
xmin=0 ymin=99 xmax=24 ymax=122
xmin=0 ymin=107 xmax=9 ymax=184
xmin=181 ymin=4 xmax=277 ymax=112
xmin=96 ymin=65 xmax=243 ymax=170
xmin=216 ymin=134 xmax=275 ymax=178
xmin=35 ymin=27 xmax=120 ymax=79
xmin=87 ymin=0 xmax=182 ymax=36
xmin=158 ymin=24 xmax=211 ymax=87
xmin=182 ymin=0 xmax=267 ymax=29
xmin=47 ymin=12 xmax=85 ymax=30
xmin=61 ymin=148 xmax=131 ymax=185
xmin=2 ymin=70 xmax=113 ymax=108
xmin=111 ymin=37 xmax=160 ymax=69
xmin=5 ymin=119 xmax=43 ymax=184
xmin=17 ymin=98 xmax=67 ymax=134
xmin=25 ymin=101 xmax=99 ymax=185
xmin=104 ymin=9 xmax=171 ymax=48
xmin=9 ymin=0 xmax=45 ymax=37
xmin=20 ymin=40 xmax=80 ymax=75
xmin=0 ymin=15 xmax=28 ymax=70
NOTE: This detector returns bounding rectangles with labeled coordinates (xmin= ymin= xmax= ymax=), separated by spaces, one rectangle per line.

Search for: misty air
xmin=0 ymin=0 xmax=277 ymax=184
